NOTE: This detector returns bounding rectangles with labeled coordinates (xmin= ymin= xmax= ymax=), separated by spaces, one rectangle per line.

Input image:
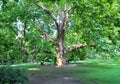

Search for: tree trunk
xmin=55 ymin=42 xmax=66 ymax=66
xmin=32 ymin=55 xmax=36 ymax=63
xmin=55 ymin=28 xmax=66 ymax=66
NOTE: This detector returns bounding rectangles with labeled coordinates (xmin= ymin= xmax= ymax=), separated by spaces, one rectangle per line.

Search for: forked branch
xmin=38 ymin=2 xmax=58 ymax=28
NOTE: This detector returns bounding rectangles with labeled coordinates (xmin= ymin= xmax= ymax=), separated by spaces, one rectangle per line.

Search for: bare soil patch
xmin=29 ymin=64 xmax=82 ymax=84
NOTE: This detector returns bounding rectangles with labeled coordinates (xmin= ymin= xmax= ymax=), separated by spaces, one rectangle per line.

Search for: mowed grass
xmin=27 ymin=60 xmax=120 ymax=84
xmin=71 ymin=60 xmax=120 ymax=84
xmin=1 ymin=60 xmax=120 ymax=84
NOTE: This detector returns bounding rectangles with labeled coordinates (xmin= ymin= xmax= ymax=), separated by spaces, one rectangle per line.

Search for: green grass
xmin=1 ymin=60 xmax=120 ymax=84
xmin=0 ymin=62 xmax=52 ymax=69
xmin=71 ymin=60 xmax=120 ymax=84
xmin=30 ymin=60 xmax=120 ymax=84
xmin=24 ymin=60 xmax=120 ymax=84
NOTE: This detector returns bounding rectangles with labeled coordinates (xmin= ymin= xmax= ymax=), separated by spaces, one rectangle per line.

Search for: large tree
xmin=34 ymin=0 xmax=120 ymax=66
xmin=34 ymin=1 xmax=87 ymax=66
xmin=0 ymin=0 xmax=120 ymax=66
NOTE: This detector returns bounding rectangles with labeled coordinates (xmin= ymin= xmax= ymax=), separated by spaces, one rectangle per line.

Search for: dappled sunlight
xmin=10 ymin=63 xmax=38 ymax=67
xmin=98 ymin=63 xmax=106 ymax=65
xmin=28 ymin=67 xmax=40 ymax=71
xmin=63 ymin=76 xmax=75 ymax=80
xmin=64 ymin=77 xmax=69 ymax=80
xmin=63 ymin=77 xmax=74 ymax=80
xmin=55 ymin=64 xmax=77 ymax=68
xmin=109 ymin=64 xmax=117 ymax=66
xmin=98 ymin=62 xmax=117 ymax=66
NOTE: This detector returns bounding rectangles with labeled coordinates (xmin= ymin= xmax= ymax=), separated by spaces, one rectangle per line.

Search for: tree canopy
xmin=0 ymin=0 xmax=120 ymax=66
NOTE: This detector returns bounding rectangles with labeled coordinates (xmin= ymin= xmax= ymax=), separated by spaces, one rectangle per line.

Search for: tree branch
xmin=38 ymin=3 xmax=59 ymax=28
xmin=64 ymin=43 xmax=85 ymax=54
xmin=34 ymin=18 xmax=55 ymax=43
xmin=20 ymin=45 xmax=38 ymax=55
xmin=38 ymin=29 xmax=54 ymax=42
xmin=27 ymin=49 xmax=36 ymax=55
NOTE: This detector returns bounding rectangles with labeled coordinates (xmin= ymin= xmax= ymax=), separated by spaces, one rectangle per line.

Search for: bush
xmin=0 ymin=66 xmax=29 ymax=84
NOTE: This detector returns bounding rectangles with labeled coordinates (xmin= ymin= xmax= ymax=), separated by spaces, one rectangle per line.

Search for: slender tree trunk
xmin=32 ymin=55 xmax=36 ymax=63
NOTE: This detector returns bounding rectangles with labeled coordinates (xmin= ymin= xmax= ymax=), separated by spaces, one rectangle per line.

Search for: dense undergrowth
xmin=0 ymin=66 xmax=29 ymax=84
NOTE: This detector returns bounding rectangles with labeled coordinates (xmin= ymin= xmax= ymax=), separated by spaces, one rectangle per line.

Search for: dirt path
xmin=29 ymin=65 xmax=82 ymax=84
xmin=29 ymin=73 xmax=81 ymax=84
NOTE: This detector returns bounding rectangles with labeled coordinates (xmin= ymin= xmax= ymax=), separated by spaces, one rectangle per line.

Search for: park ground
xmin=23 ymin=59 xmax=120 ymax=84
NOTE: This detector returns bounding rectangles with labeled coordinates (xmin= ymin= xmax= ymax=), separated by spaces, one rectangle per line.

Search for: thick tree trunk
xmin=55 ymin=27 xmax=66 ymax=66
xmin=55 ymin=39 xmax=66 ymax=66
xmin=55 ymin=49 xmax=67 ymax=67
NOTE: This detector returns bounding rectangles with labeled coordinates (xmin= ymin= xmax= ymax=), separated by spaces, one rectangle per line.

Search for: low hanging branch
xmin=64 ymin=44 xmax=85 ymax=54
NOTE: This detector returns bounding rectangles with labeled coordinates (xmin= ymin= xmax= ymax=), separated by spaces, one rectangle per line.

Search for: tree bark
xmin=55 ymin=29 xmax=66 ymax=66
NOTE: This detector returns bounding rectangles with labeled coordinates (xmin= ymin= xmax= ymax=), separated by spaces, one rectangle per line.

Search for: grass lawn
xmin=70 ymin=60 xmax=120 ymax=84
xmin=27 ymin=60 xmax=120 ymax=84
xmin=1 ymin=60 xmax=120 ymax=84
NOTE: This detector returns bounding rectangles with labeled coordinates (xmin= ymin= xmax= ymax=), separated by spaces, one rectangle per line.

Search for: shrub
xmin=0 ymin=66 xmax=29 ymax=84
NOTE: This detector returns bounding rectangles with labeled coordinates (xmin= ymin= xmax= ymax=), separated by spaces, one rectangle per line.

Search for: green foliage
xmin=0 ymin=0 xmax=120 ymax=64
xmin=65 ymin=0 xmax=120 ymax=60
xmin=0 ymin=66 xmax=29 ymax=84
xmin=70 ymin=0 xmax=119 ymax=44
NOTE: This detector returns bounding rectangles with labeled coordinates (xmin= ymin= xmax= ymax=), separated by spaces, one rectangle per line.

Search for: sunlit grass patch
xmin=72 ymin=60 xmax=120 ymax=84
xmin=28 ymin=67 xmax=40 ymax=71
xmin=98 ymin=62 xmax=118 ymax=66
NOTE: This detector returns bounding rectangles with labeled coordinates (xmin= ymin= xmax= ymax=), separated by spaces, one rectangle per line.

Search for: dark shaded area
xmin=29 ymin=65 xmax=82 ymax=84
